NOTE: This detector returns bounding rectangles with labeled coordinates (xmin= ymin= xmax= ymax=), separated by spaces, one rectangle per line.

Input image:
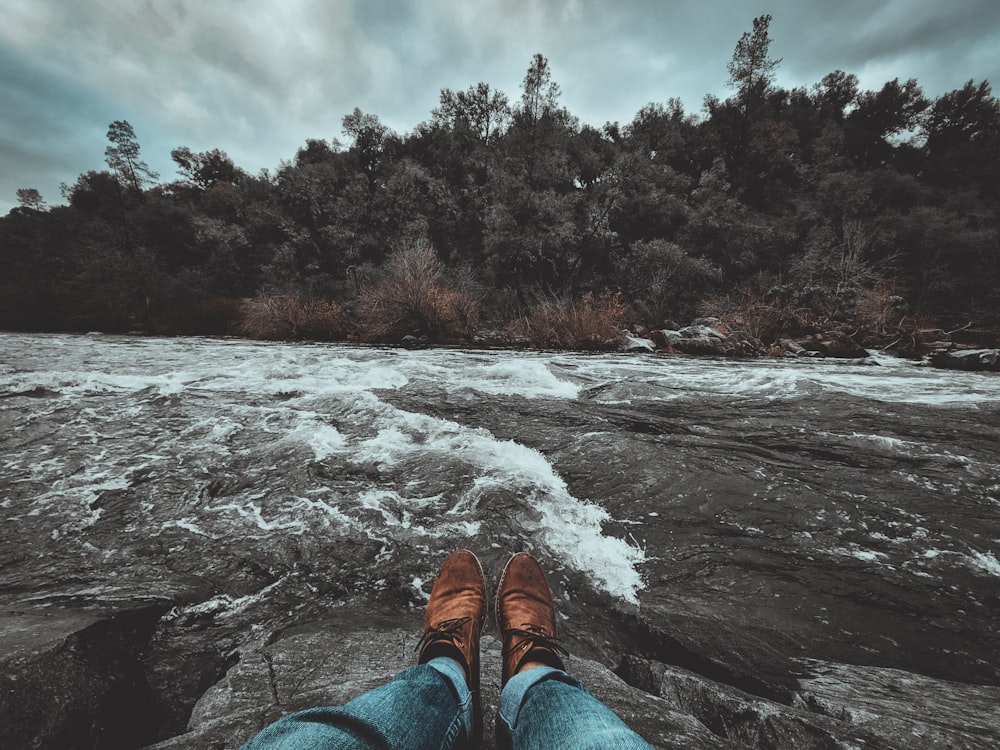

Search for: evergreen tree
xmin=105 ymin=120 xmax=159 ymax=192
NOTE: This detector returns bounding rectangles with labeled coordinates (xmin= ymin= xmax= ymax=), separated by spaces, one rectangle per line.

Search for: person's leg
xmin=240 ymin=549 xmax=487 ymax=750
xmin=240 ymin=657 xmax=471 ymax=750
xmin=498 ymin=666 xmax=653 ymax=750
xmin=494 ymin=552 xmax=653 ymax=750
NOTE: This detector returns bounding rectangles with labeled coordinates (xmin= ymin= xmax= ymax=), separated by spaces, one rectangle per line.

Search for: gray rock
xmin=1 ymin=605 xmax=171 ymax=750
xmin=677 ymin=325 xmax=725 ymax=340
xmin=794 ymin=660 xmax=1000 ymax=748
xmin=657 ymin=324 xmax=733 ymax=355
xmin=930 ymin=348 xmax=1000 ymax=372
xmin=145 ymin=617 xmax=728 ymax=750
xmin=780 ymin=338 xmax=807 ymax=356
xmin=800 ymin=332 xmax=869 ymax=359
xmin=619 ymin=655 xmax=1000 ymax=750
xmin=621 ymin=332 xmax=657 ymax=353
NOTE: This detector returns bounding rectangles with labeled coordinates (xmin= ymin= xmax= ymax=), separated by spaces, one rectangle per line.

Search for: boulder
xmin=779 ymin=338 xmax=807 ymax=357
xmin=400 ymin=334 xmax=430 ymax=348
xmin=801 ymin=332 xmax=869 ymax=359
xmin=659 ymin=325 xmax=733 ymax=355
xmin=621 ymin=332 xmax=656 ymax=353
xmin=930 ymin=348 xmax=1000 ymax=372
xmin=657 ymin=329 xmax=684 ymax=348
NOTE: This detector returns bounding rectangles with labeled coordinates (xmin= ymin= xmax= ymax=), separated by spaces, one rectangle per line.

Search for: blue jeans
xmin=240 ymin=659 xmax=653 ymax=750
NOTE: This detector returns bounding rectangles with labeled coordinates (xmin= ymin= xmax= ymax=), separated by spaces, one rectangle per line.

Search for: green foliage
xmin=727 ymin=14 xmax=782 ymax=116
xmin=4 ymin=35 xmax=1000 ymax=341
xmin=15 ymin=188 xmax=46 ymax=211
xmin=621 ymin=240 xmax=720 ymax=323
xmin=434 ymin=82 xmax=510 ymax=144
xmin=171 ymin=147 xmax=243 ymax=190
xmin=105 ymin=120 xmax=159 ymax=192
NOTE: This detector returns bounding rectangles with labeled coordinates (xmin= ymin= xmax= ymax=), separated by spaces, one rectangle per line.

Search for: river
xmin=2 ymin=332 xmax=999 ymax=746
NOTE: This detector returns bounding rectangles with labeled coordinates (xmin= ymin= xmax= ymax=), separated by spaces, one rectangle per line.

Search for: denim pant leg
xmin=497 ymin=666 xmax=654 ymax=750
xmin=240 ymin=658 xmax=474 ymax=750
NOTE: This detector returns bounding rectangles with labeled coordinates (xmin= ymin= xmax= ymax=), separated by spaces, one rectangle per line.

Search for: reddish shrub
xmin=515 ymin=292 xmax=624 ymax=350
xmin=238 ymin=295 xmax=346 ymax=340
xmin=355 ymin=245 xmax=480 ymax=343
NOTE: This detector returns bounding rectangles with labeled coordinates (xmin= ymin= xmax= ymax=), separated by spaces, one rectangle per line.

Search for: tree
xmin=342 ymin=108 xmax=391 ymax=184
xmin=727 ymin=14 xmax=782 ymax=117
xmin=171 ymin=147 xmax=243 ymax=189
xmin=924 ymin=80 xmax=1000 ymax=191
xmin=852 ymin=78 xmax=927 ymax=137
xmin=15 ymin=188 xmax=46 ymax=211
xmin=815 ymin=70 xmax=859 ymax=120
xmin=295 ymin=138 xmax=342 ymax=166
xmin=105 ymin=120 xmax=159 ymax=192
xmin=846 ymin=79 xmax=928 ymax=167
xmin=60 ymin=170 xmax=124 ymax=215
xmin=509 ymin=54 xmax=576 ymax=190
xmin=520 ymin=53 xmax=562 ymax=125
xmin=926 ymin=80 xmax=999 ymax=148
xmin=622 ymin=99 xmax=702 ymax=175
xmin=433 ymin=82 xmax=510 ymax=144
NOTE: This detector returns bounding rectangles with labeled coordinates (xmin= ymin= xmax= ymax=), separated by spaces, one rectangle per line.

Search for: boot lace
xmin=416 ymin=616 xmax=472 ymax=653
xmin=506 ymin=623 xmax=569 ymax=658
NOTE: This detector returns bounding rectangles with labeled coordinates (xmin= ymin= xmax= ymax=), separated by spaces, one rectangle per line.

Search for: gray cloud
xmin=2 ymin=0 xmax=999 ymax=213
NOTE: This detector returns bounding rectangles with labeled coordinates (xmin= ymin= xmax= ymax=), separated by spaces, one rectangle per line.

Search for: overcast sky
xmin=3 ymin=0 xmax=999 ymax=214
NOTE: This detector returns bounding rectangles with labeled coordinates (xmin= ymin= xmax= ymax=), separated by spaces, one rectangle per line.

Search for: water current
xmin=2 ymin=332 xmax=999 ymax=689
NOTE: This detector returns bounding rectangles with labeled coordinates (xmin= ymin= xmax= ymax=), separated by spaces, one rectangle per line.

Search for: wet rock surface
xmin=2 ymin=334 xmax=1000 ymax=748
xmin=657 ymin=323 xmax=735 ymax=355
xmin=930 ymin=348 xmax=1000 ymax=372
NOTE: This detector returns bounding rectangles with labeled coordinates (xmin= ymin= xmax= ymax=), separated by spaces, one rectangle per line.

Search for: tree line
xmin=3 ymin=15 xmax=998 ymax=350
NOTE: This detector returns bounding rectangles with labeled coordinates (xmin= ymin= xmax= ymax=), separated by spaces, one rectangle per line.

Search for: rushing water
xmin=2 ymin=332 xmax=999 ymax=690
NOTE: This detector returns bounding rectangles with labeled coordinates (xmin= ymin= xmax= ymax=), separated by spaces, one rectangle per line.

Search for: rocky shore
xmin=5 ymin=594 xmax=998 ymax=750
xmin=618 ymin=317 xmax=1000 ymax=372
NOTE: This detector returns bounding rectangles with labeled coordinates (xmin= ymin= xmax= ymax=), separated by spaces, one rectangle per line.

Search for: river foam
xmin=1 ymin=335 xmax=646 ymax=602
xmin=5 ymin=333 xmax=998 ymax=607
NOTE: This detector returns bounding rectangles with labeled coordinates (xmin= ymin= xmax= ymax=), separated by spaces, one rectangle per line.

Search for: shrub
xmin=355 ymin=244 xmax=480 ymax=343
xmin=854 ymin=277 xmax=909 ymax=340
xmin=698 ymin=284 xmax=808 ymax=354
xmin=238 ymin=295 xmax=346 ymax=340
xmin=516 ymin=292 xmax=625 ymax=350
xmin=620 ymin=240 xmax=721 ymax=325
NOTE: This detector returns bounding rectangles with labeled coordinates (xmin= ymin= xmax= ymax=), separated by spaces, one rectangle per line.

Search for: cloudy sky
xmin=3 ymin=0 xmax=999 ymax=213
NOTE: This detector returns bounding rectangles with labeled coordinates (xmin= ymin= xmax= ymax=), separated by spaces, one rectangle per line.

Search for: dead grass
xmin=354 ymin=244 xmax=480 ymax=343
xmin=514 ymin=292 xmax=625 ymax=350
xmin=238 ymin=295 xmax=346 ymax=340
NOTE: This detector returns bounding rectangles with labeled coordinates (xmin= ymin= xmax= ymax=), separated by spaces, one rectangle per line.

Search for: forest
xmin=2 ymin=16 xmax=999 ymax=353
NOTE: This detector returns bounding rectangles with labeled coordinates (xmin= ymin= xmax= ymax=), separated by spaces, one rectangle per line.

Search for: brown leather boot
xmin=416 ymin=549 xmax=487 ymax=743
xmin=495 ymin=552 xmax=568 ymax=686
